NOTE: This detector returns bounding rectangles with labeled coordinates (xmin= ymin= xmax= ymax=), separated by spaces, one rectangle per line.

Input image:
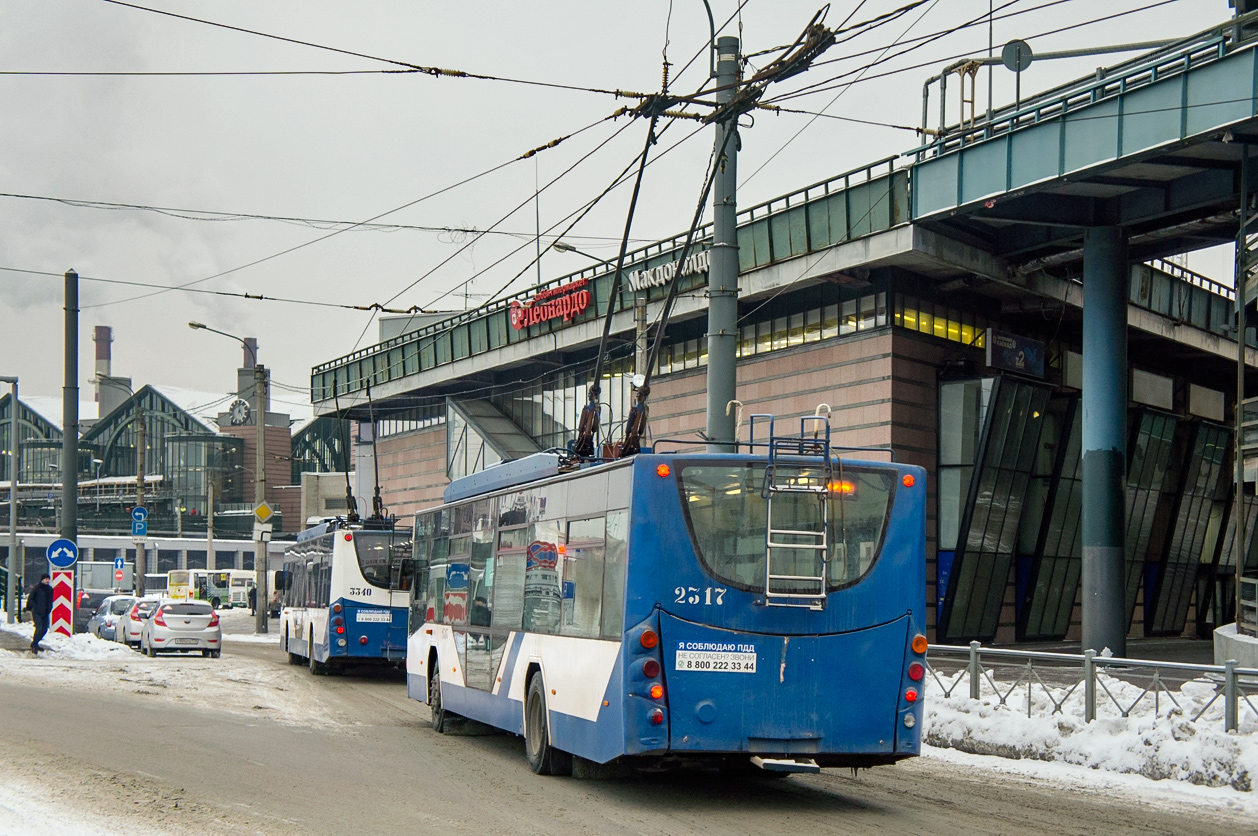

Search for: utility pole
xmin=254 ymin=363 xmax=268 ymax=634
xmin=635 ymin=296 xmax=648 ymax=376
xmin=135 ymin=407 xmax=146 ymax=596
xmin=206 ymin=479 xmax=214 ymax=570
xmin=2 ymin=375 xmax=18 ymax=622
xmin=62 ymin=270 xmax=79 ymax=543
xmin=705 ymin=36 xmax=741 ymax=453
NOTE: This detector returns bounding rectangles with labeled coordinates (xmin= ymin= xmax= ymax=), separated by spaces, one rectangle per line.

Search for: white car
xmin=139 ymin=599 xmax=223 ymax=658
xmin=115 ymin=597 xmax=162 ymax=648
xmin=85 ymin=595 xmax=134 ymax=640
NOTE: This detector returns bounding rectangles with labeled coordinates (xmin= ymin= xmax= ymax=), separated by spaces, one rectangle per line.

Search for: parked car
xmin=115 ymin=597 xmax=162 ymax=648
xmin=74 ymin=588 xmax=119 ymax=633
xmin=140 ymin=599 xmax=222 ymax=658
xmin=85 ymin=595 xmax=135 ymax=640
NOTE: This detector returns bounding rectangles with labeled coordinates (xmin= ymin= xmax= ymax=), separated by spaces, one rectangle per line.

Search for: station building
xmin=310 ymin=18 xmax=1258 ymax=645
xmin=1 ymin=327 xmax=351 ymax=586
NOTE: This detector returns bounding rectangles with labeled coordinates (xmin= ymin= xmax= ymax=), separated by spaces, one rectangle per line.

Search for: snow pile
xmin=925 ymin=668 xmax=1258 ymax=791
xmin=0 ymin=619 xmax=137 ymax=661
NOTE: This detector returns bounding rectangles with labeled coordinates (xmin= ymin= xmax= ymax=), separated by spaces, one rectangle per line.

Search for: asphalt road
xmin=0 ymin=637 xmax=1249 ymax=836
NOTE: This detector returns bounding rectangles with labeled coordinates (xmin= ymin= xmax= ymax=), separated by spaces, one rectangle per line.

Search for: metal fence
xmin=928 ymin=642 xmax=1258 ymax=733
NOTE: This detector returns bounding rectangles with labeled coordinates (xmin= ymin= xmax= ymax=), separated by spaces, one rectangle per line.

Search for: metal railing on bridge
xmin=928 ymin=642 xmax=1258 ymax=733
xmin=917 ymin=12 xmax=1255 ymax=158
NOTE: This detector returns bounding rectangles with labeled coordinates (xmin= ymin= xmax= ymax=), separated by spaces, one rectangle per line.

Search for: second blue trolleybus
xmin=278 ymin=517 xmax=414 ymax=674
xmin=406 ymin=416 xmax=927 ymax=775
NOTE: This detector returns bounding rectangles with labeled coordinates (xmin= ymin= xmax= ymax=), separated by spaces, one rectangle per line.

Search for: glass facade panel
xmin=1123 ymin=411 xmax=1178 ymax=623
xmin=1019 ymin=397 xmax=1084 ymax=641
xmin=938 ymin=377 xmax=1049 ymax=643
xmin=1146 ymin=422 xmax=1231 ymax=635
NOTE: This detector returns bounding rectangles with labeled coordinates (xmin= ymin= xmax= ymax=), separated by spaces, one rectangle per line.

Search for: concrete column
xmin=1081 ymin=227 xmax=1128 ymax=656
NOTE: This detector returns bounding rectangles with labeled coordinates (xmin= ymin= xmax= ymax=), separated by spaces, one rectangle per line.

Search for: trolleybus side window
xmin=677 ymin=463 xmax=896 ymax=592
xmin=600 ymin=509 xmax=628 ymax=639
xmin=493 ymin=526 xmax=529 ymax=631
xmin=563 ymin=517 xmax=605 ymax=639
xmin=522 ymin=519 xmax=563 ymax=635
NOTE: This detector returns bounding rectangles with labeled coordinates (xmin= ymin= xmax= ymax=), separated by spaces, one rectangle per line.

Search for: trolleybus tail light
xmin=208 ymin=611 xmax=220 ymax=628
xmin=908 ymin=662 xmax=924 ymax=681
xmin=639 ymin=629 xmax=659 ymax=650
xmin=656 ymin=464 xmax=671 ymax=478
xmin=905 ymin=687 xmax=918 ymax=703
xmin=902 ymin=474 xmax=915 ymax=488
xmin=344 ymin=533 xmax=353 ymax=542
xmin=649 ymin=684 xmax=664 ymax=700
xmin=904 ymin=714 xmax=916 ymax=729
xmin=332 ymin=603 xmax=343 ymax=614
xmin=911 ymin=634 xmax=928 ymax=654
xmin=360 ymin=636 xmax=369 ymax=645
xmin=333 ymin=616 xmax=344 ymax=627
xmin=642 ymin=659 xmax=660 ymax=678
xmin=648 ymin=708 xmax=664 ymax=725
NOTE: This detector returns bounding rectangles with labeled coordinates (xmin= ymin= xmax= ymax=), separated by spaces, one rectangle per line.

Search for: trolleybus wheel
xmin=211 ymin=597 xmax=221 ymax=610
xmin=285 ymin=628 xmax=302 ymax=665
xmin=525 ymin=675 xmax=572 ymax=776
xmin=430 ymin=665 xmax=450 ymax=733
xmin=309 ymin=630 xmax=328 ymax=675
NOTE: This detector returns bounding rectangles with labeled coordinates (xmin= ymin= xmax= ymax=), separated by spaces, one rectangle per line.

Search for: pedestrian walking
xmin=24 ymin=573 xmax=54 ymax=653
xmin=248 ymin=584 xmax=257 ymax=616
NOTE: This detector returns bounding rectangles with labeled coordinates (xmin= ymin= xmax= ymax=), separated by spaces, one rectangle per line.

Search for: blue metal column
xmin=1081 ymin=227 xmax=1128 ymax=656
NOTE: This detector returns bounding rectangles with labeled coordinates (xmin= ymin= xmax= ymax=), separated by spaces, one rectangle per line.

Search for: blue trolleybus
xmin=406 ymin=417 xmax=927 ymax=775
xmin=279 ymin=517 xmax=414 ymax=674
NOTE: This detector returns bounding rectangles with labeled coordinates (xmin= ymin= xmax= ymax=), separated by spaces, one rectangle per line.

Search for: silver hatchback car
xmin=139 ymin=599 xmax=223 ymax=658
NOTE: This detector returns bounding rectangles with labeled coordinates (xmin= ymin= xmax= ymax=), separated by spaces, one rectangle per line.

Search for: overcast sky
xmin=0 ymin=0 xmax=1237 ymax=412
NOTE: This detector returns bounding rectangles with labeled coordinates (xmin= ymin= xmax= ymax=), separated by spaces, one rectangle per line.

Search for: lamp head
xmin=188 ymin=321 xmax=206 ymax=331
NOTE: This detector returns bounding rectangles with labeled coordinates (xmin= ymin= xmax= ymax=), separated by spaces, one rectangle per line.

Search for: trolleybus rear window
xmin=677 ymin=463 xmax=894 ymax=592
xmin=354 ymin=531 xmax=413 ymax=589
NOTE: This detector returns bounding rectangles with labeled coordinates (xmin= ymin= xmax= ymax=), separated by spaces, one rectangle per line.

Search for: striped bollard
xmin=51 ymin=570 xmax=73 ymax=637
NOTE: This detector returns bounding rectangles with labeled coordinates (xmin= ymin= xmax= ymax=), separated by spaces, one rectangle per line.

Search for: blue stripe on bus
xmin=496 ymin=632 xmax=525 ymax=696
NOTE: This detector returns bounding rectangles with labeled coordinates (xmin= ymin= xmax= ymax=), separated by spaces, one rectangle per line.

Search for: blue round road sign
xmin=131 ymin=506 xmax=148 ymax=522
xmin=46 ymin=538 xmax=79 ymax=569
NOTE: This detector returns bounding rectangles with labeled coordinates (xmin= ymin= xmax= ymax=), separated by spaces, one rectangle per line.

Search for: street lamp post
xmin=91 ymin=458 xmax=103 ymax=513
xmin=1 ymin=375 xmax=18 ymax=623
xmin=189 ymin=322 xmax=268 ymax=634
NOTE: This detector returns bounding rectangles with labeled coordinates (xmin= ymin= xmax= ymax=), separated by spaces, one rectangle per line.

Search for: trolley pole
xmin=254 ymin=363 xmax=268 ymax=634
xmin=705 ymin=35 xmax=741 ymax=453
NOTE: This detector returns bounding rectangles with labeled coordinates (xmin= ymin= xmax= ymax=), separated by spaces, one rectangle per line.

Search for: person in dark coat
xmin=247 ymin=584 xmax=257 ymax=615
xmin=24 ymin=573 xmax=54 ymax=653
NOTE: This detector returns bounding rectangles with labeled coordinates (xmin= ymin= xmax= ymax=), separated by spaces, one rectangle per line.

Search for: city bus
xmin=228 ymin=570 xmax=256 ymax=608
xmin=167 ymin=569 xmax=232 ymax=609
xmin=406 ymin=416 xmax=927 ymax=776
xmin=277 ymin=517 xmax=414 ymax=675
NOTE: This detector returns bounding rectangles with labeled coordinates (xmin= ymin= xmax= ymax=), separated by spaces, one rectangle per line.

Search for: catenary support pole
xmin=705 ymin=35 xmax=740 ymax=453
xmin=62 ymin=270 xmax=78 ymax=543
xmin=1081 ymin=227 xmax=1128 ymax=657
xmin=135 ymin=407 xmax=146 ymax=597
xmin=3 ymin=375 xmax=18 ymax=622
xmin=254 ymin=363 xmax=268 ymax=634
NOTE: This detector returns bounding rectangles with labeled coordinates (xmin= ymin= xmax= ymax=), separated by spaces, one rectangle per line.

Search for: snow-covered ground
xmin=1 ymin=612 xmax=1256 ymax=833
